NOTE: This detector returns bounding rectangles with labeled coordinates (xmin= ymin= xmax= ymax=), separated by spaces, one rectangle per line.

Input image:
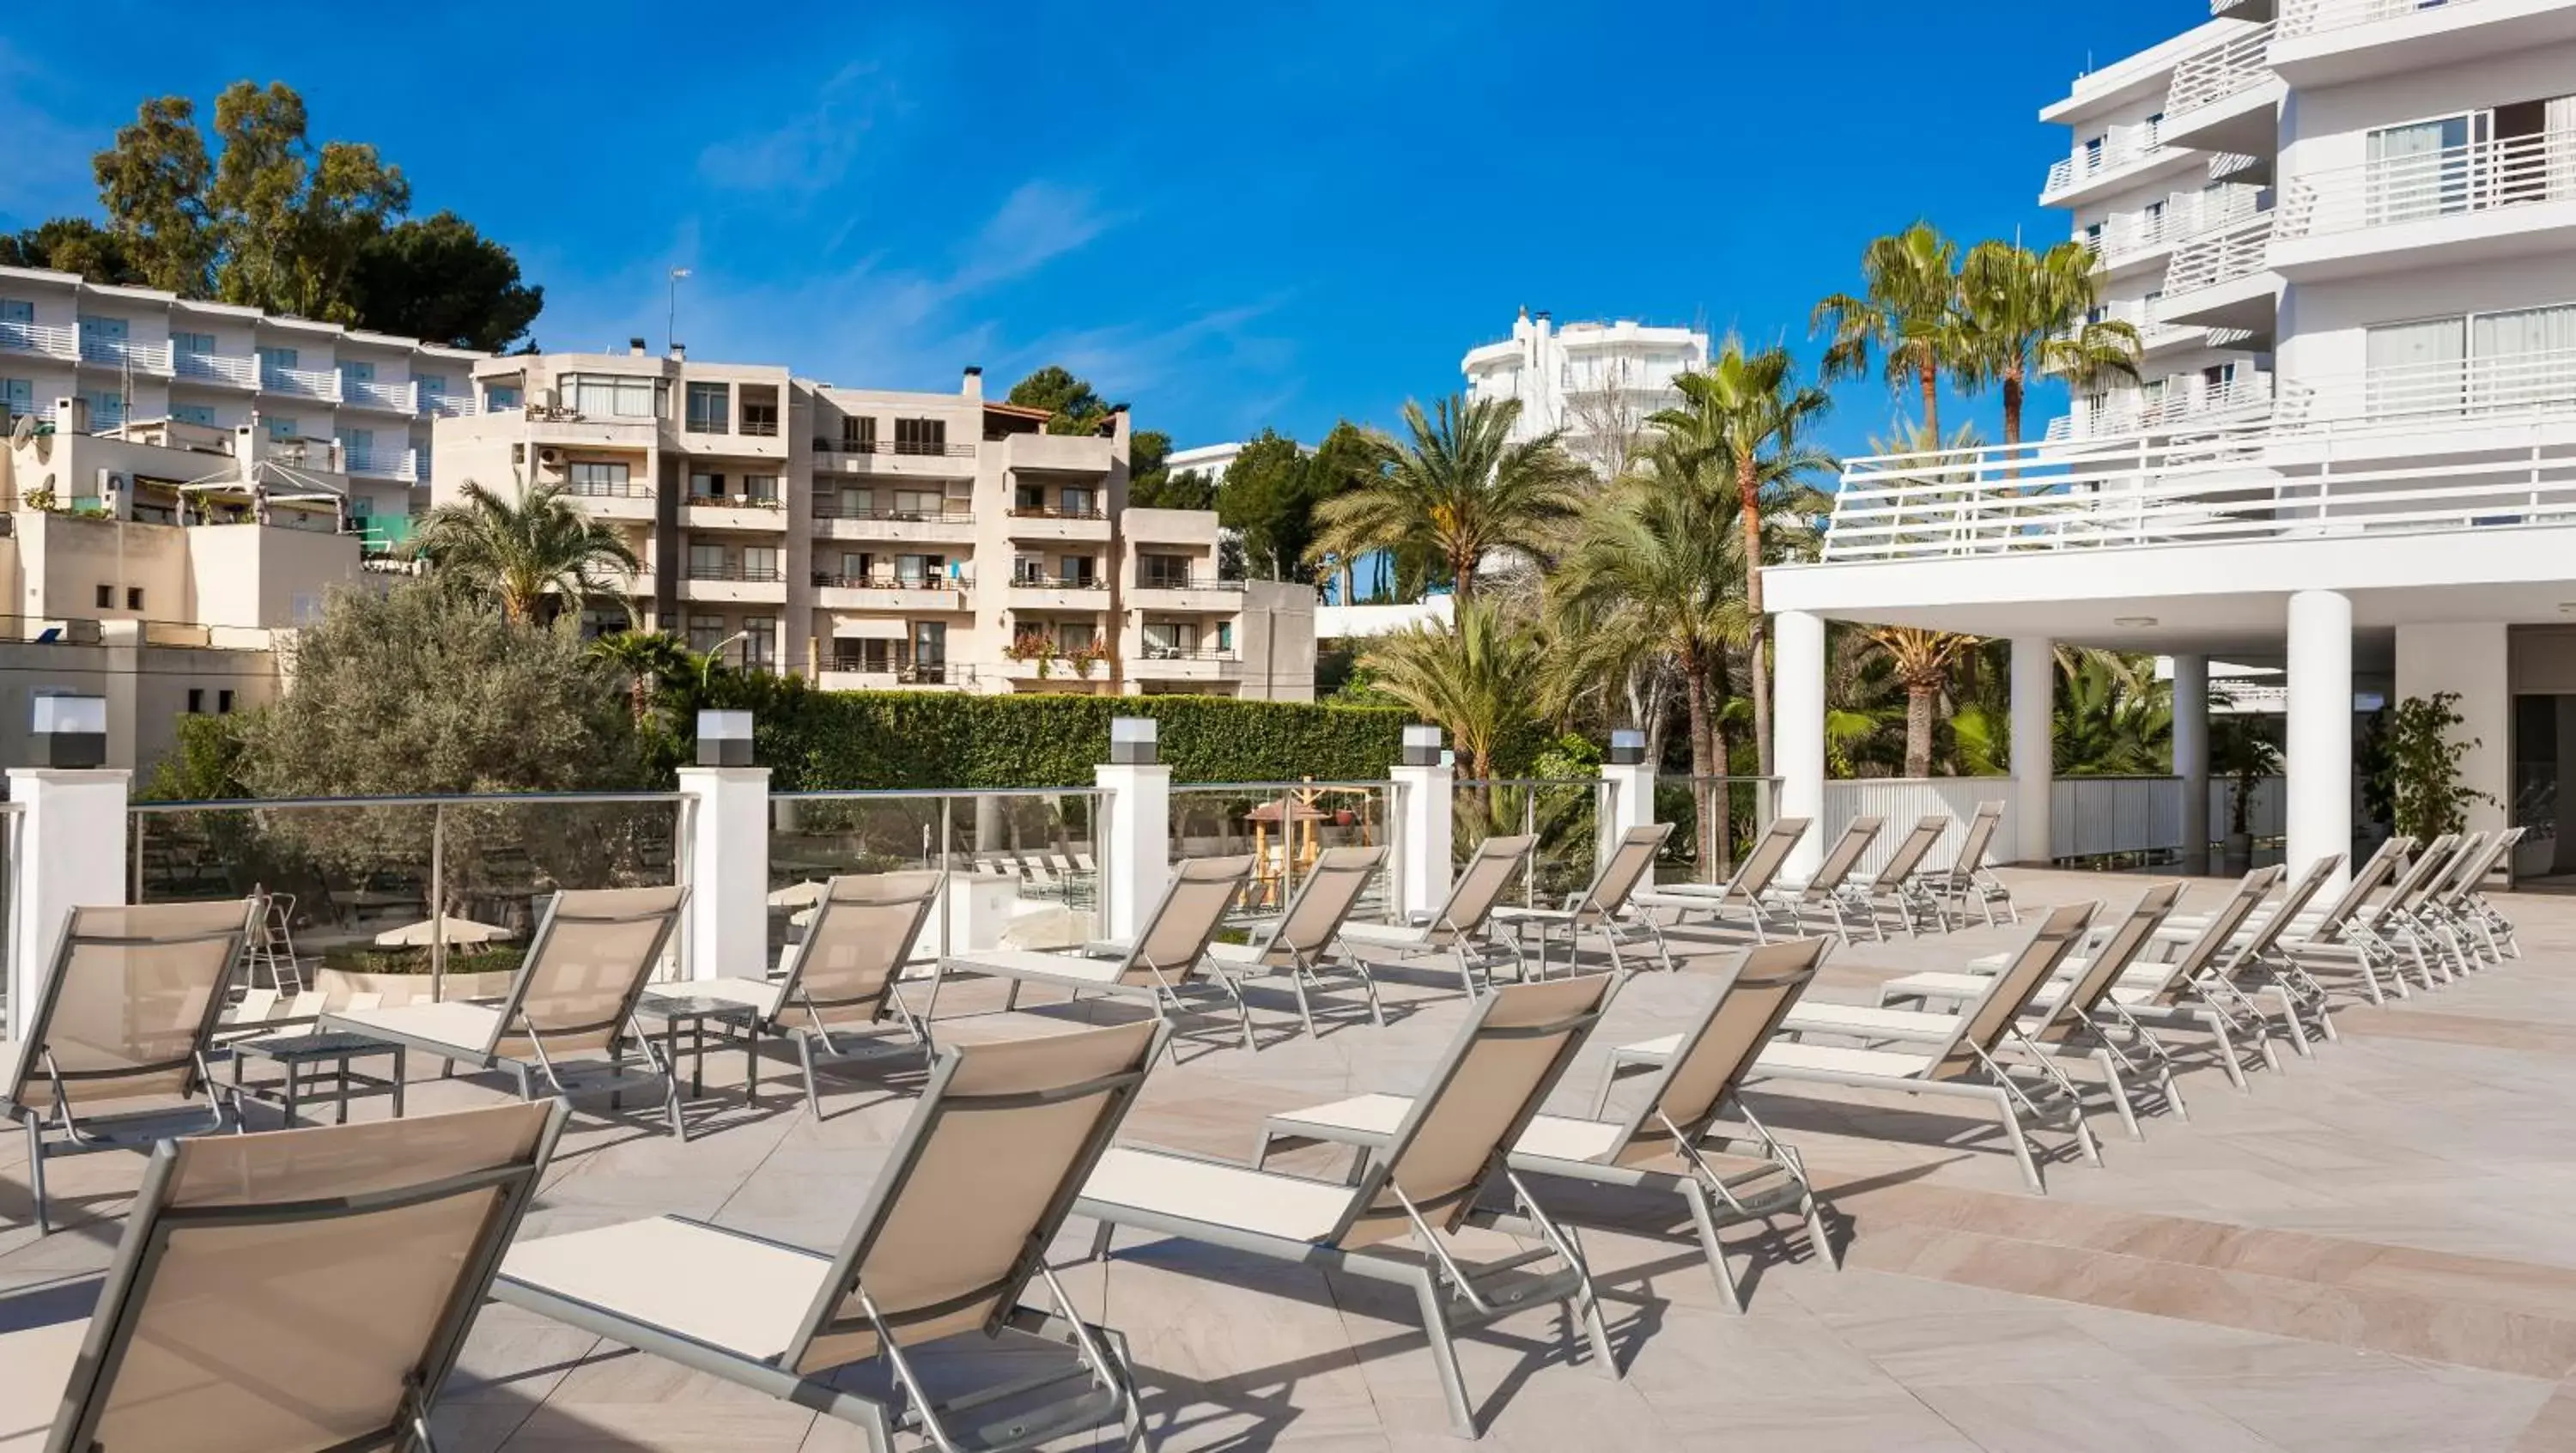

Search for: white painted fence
xmin=1824 ymin=775 xmax=2289 ymax=872
xmin=1820 ymin=780 xmax=2014 ymax=875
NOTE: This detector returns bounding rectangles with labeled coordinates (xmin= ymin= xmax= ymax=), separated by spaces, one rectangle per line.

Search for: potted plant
xmin=1068 ymin=637 xmax=1110 ymax=680
xmin=1003 ymin=629 xmax=1055 ymax=681
xmin=2371 ymin=692 xmax=2496 ymax=841
xmin=2212 ymin=714 xmax=2281 ymax=875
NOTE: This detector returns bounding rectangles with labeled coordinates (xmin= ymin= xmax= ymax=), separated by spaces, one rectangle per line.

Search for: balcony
xmin=680 ymin=495 xmax=789 ymax=532
xmin=2159 ymin=21 xmax=2281 ymax=157
xmin=2284 ymin=347 xmax=2576 ymax=429
xmin=2156 ymin=213 xmax=2278 ymax=337
xmin=1004 ymin=505 xmax=1113 ymax=542
xmin=811 ymin=575 xmax=973 ymax=611
xmin=1130 ymin=647 xmax=1242 ymax=683
xmin=2085 ymin=186 xmax=2265 ymax=271
xmin=174 ymin=350 xmax=258 ymax=387
xmin=677 ymin=562 xmax=787 ymax=605
xmin=2090 ymin=298 xmax=2243 ymax=356
xmin=1129 ymin=575 xmax=1247 ymax=612
xmin=817 ymin=659 xmax=975 ymax=690
xmin=811 ymin=435 xmax=978 ymax=477
xmin=2273 ymin=0 xmax=2576 ymax=84
xmin=261 ymin=364 xmax=343 ymax=402
xmin=0 ymin=319 xmax=76 ymax=360
xmin=561 ymin=477 xmax=657 ymax=522
xmin=345 ymin=446 xmax=420 ymax=483
xmin=343 ymin=377 xmax=419 ymax=414
xmin=80 ymin=335 xmax=173 ymax=374
xmin=2046 ymin=372 xmax=2275 ymax=441
xmin=809 ymin=500 xmax=977 ymax=543
xmin=1001 ymin=431 xmax=1114 ymax=474
xmin=2042 ymin=119 xmax=2195 ymax=205
xmin=2274 ymin=133 xmax=2576 ymax=278
xmin=421 ymin=392 xmax=477 ymax=418
xmin=1005 ymin=575 xmax=1112 ymax=611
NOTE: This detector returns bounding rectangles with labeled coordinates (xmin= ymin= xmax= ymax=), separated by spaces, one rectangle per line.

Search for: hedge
xmin=760 ymin=692 xmax=1420 ymax=790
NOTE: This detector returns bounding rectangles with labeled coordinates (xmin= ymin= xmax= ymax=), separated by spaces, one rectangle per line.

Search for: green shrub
xmin=319 ymin=943 xmax=527 ymax=977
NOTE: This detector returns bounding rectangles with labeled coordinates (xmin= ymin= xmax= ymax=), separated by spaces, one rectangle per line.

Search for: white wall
xmin=2394 ymin=621 xmax=2512 ymax=840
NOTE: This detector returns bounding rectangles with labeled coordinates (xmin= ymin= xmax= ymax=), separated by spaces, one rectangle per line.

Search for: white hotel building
xmin=1461 ymin=309 xmax=1709 ymax=474
xmin=1771 ymin=0 xmax=2576 ymax=885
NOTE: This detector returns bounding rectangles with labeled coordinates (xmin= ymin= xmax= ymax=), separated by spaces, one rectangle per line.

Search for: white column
xmin=2011 ymin=636 xmax=2055 ymax=865
xmin=8 ymin=768 xmax=131 ymax=1040
xmin=2172 ymin=654 xmax=2210 ymax=875
xmin=1598 ymin=737 xmax=1658 ymax=871
xmin=676 ymin=766 xmax=769 ymax=982
xmin=1775 ymin=611 xmax=1827 ymax=879
xmin=1094 ymin=761 xmax=1170 ymax=941
xmin=1391 ymin=762 xmax=1454 ymax=921
xmin=2287 ymin=590 xmax=2354 ymax=889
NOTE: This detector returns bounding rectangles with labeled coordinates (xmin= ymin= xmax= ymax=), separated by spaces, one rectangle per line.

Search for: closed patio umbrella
xmin=374 ymin=915 xmax=516 ymax=948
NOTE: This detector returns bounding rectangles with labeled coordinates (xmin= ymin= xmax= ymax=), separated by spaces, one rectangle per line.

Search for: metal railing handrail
xmin=1176 ymin=779 xmax=1392 ymax=793
xmin=774 ymin=786 xmax=1103 ymax=802
xmin=2163 ymin=210 xmax=2276 ymax=295
xmin=2281 ymin=0 xmax=2489 ymax=36
xmin=131 ymin=788 xmax=688 ymax=813
xmin=2165 ymin=19 xmax=2276 ymax=116
xmin=2280 ymin=131 xmax=2576 ymax=240
xmin=811 ymin=437 xmax=978 ymax=458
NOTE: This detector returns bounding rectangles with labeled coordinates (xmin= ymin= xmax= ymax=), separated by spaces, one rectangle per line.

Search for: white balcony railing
xmin=261 ymin=363 xmax=343 ymax=402
xmin=0 ymin=320 xmax=76 ymax=359
xmin=80 ymin=335 xmax=173 ymax=373
xmin=2045 ymin=119 xmax=2167 ymax=196
xmin=2284 ymin=347 xmax=2576 ymax=428
xmin=2050 ymin=372 xmax=2277 ymax=441
xmin=2085 ymin=186 xmax=2265 ymax=266
xmin=2278 ymin=132 xmax=2576 ymax=240
xmin=344 ymin=446 xmax=421 ymax=482
xmin=2280 ymin=0 xmax=2489 ymax=38
xmin=174 ymin=350 xmax=258 ymax=386
xmin=342 ymin=377 xmax=418 ymax=412
xmin=2163 ymin=212 xmax=2276 ymax=295
xmin=421 ymin=392 xmax=477 ymax=418
xmin=2166 ymin=21 xmax=2277 ymax=117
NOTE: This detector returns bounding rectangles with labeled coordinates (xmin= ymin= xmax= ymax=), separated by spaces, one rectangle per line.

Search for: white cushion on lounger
xmin=1335 ymin=922 xmax=1433 ymax=949
xmin=1755 ymin=1040 xmax=1940 ymax=1079
xmin=500 ymin=1215 xmax=829 ymax=1362
xmin=1080 ymin=1147 xmax=1353 ymax=1243
xmin=328 ymin=1000 xmax=504 ymax=1052
xmin=950 ymin=949 xmax=1130 ymax=985
xmin=1781 ymin=1003 xmax=1965 ymax=1039
xmin=1273 ymin=1092 xmax=1408 ymax=1137
xmin=1881 ymin=970 xmax=2073 ymax=1008
xmin=1272 ymin=1092 xmax=1628 ymax=1166
xmin=1622 ymin=1033 xmax=1684 ymax=1059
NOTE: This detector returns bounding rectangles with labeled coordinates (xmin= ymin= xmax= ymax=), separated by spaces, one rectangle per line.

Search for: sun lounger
xmin=1765 ymin=817 xmax=1886 ymax=940
xmin=497 ymin=1021 xmax=1164 ymax=1453
xmin=1076 ymin=976 xmax=1620 ymax=1438
xmin=1835 ymin=813 xmax=1953 ymax=939
xmin=1925 ymin=799 xmax=2017 ymax=926
xmin=2415 ymin=828 xmax=2524 ymax=970
xmin=676 ymin=871 xmax=945 ymax=1116
xmin=1597 ymin=902 xmax=2101 ymax=1193
xmin=1490 ymin=824 xmax=1676 ymax=976
xmin=321 ymin=885 xmax=690 ymax=1137
xmin=1142 ymin=844 xmax=1390 ymax=1037
xmin=2263 ymin=835 xmax=2416 ymax=1006
xmin=1335 ymin=834 xmax=1536 ymax=996
xmin=1633 ymin=817 xmax=1812 ymax=943
xmin=935 ymin=854 xmax=1255 ymax=1055
xmin=1256 ymin=938 xmax=1837 ymax=1312
xmin=0 ymin=1100 xmax=563 ymax=1452
xmin=3 ymin=898 xmax=259 ymax=1235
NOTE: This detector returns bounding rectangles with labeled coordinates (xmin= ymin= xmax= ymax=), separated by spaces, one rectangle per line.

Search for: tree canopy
xmin=1005 ymin=364 xmax=1175 ymax=505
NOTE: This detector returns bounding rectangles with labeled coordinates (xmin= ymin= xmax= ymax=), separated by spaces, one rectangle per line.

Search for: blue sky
xmin=2 ymin=0 xmax=2194 ymax=458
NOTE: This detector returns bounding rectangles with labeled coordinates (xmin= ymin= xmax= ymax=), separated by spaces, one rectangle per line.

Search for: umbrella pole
xmin=430 ymin=804 xmax=447 ymax=1004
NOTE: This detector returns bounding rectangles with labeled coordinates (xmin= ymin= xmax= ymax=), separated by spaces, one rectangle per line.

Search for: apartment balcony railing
xmin=2283 ymin=347 xmax=2576 ymax=427
xmin=1138 ymin=647 xmax=1240 ymax=662
xmin=80 ymin=335 xmax=173 ymax=373
xmin=1136 ymin=575 xmax=1246 ymax=593
xmin=2047 ymin=373 xmax=2276 ymax=441
xmin=174 ymin=350 xmax=258 ymax=386
xmin=821 ymin=657 xmax=971 ymax=685
xmin=2163 ymin=212 xmax=2277 ymax=295
xmin=811 ymin=574 xmax=963 ymax=592
xmin=0 ymin=320 xmax=76 ymax=359
xmin=2044 ymin=119 xmax=2166 ymax=195
xmin=809 ymin=499 xmax=975 ymax=523
xmin=2278 ymin=132 xmax=2576 ymax=239
xmin=2086 ymin=187 xmax=2266 ymax=265
xmin=421 ymin=392 xmax=477 ymax=418
xmin=565 ymin=477 xmax=654 ymax=499
xmin=344 ymin=447 xmax=420 ymax=482
xmin=261 ymin=364 xmax=343 ymax=402
xmin=2087 ymin=298 xmax=2215 ymax=350
xmin=2164 ymin=20 xmax=2276 ymax=117
xmin=2279 ymin=0 xmax=2488 ymax=37
xmin=740 ymin=416 xmax=780 ymax=438
xmin=343 ymin=377 xmax=419 ymax=412
xmin=1007 ymin=505 xmax=1109 ymax=522
xmin=685 ymin=493 xmax=785 ymax=510
xmin=812 ymin=437 xmax=977 ymax=458
xmin=685 ymin=562 xmax=786 ymax=582
xmin=1011 ymin=574 xmax=1109 ymax=591
xmin=1823 ymin=407 xmax=2576 ymax=562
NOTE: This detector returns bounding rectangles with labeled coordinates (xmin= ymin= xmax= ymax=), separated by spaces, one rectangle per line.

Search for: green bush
xmin=761 ymin=692 xmax=1419 ymax=789
xmin=319 ymin=944 xmax=527 ymax=977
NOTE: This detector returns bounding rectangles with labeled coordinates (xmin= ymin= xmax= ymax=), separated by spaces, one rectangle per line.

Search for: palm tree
xmin=1865 ymin=627 xmax=1978 ymax=778
xmin=1648 ymin=339 xmax=1836 ymax=779
xmin=1357 ymin=599 xmax=1538 ymax=782
xmin=1956 ymin=240 xmax=2142 ymax=447
xmin=587 ymin=629 xmax=690 ymax=726
xmin=1308 ymin=395 xmax=1586 ymax=608
xmin=411 ymin=480 xmax=641 ymax=625
xmin=1813 ymin=222 xmax=1967 ymax=438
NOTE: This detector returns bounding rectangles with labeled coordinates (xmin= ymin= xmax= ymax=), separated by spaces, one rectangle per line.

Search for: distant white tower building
xmin=1460 ymin=309 xmax=1710 ymax=476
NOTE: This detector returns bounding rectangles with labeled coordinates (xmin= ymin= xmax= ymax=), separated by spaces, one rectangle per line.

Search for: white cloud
xmin=695 ymin=62 xmax=896 ymax=196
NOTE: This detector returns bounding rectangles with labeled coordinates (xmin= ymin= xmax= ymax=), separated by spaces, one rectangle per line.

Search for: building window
xmin=894 ymin=416 xmax=946 ymax=455
xmin=416 ymin=372 xmax=446 ymax=397
xmin=564 ymin=374 xmax=660 ymax=418
xmin=173 ymin=331 xmax=216 ymax=356
xmin=186 ymin=688 xmax=204 ymax=714
xmin=690 ymin=544 xmax=726 ymax=579
xmin=838 ymin=550 xmax=872 ymax=582
xmin=2 ymin=378 xmax=33 ymax=419
xmin=1060 ymin=555 xmax=1097 ymax=586
xmin=890 ymin=489 xmax=941 ymax=518
xmin=580 ymin=605 xmax=628 ymax=640
xmin=739 ymin=386 xmax=779 ymax=436
xmin=840 ymin=415 xmax=877 ymax=451
xmin=689 ymin=471 xmax=726 ymax=500
xmin=1217 ymin=621 xmax=1234 ymax=654
xmin=834 ymin=486 xmax=873 ymax=519
xmin=741 ymin=617 xmax=776 ymax=666
xmin=688 ymin=614 xmax=726 ymax=653
xmin=172 ymin=404 xmax=216 ymax=426
xmin=216 ymin=690 xmax=235 ymax=714
xmin=568 ymin=460 xmax=631 ymax=495
xmin=84 ymin=390 xmax=125 ymax=429
xmin=126 ymin=587 xmax=143 ymax=611
xmin=266 ymin=416 xmax=300 ymax=441
xmin=743 ymin=473 xmax=779 ymax=504
xmin=684 ymin=381 xmax=731 ymax=434
xmin=1060 ymin=486 xmax=1097 ymax=518
xmin=258 ymin=345 xmax=299 ymax=371
xmin=1140 ymin=554 xmax=1191 ymax=588
xmin=1016 ymin=483 xmax=1047 ymax=514
xmin=95 ymin=584 xmax=113 ymax=609
xmin=741 ymin=546 xmax=781 ymax=582
xmin=487 ymin=383 xmax=524 ymax=411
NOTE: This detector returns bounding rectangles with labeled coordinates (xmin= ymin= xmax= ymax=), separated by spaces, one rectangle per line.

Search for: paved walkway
xmin=6 ymin=868 xmax=2574 ymax=1450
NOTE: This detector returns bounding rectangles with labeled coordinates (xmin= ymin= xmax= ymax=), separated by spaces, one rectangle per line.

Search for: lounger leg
xmin=1992 ymin=1087 xmax=2046 ymax=1194
xmin=1089 ymin=1215 xmax=1117 ymax=1262
xmin=1410 ymin=1268 xmax=1480 ymax=1438
xmin=1801 ymin=1174 xmax=1840 ymax=1271
xmin=1681 ymin=1181 xmax=1746 ymax=1313
xmin=1356 ymin=963 xmax=1386 ymax=1029
xmin=26 ymin=1119 xmax=47 ymax=1237
xmin=1286 ymin=969 xmax=1318 ymax=1040
xmin=2094 ymin=1047 xmax=2143 ymax=1141
xmin=1005 ymin=979 xmax=1023 ymax=1012
xmin=798 ymin=1033 xmax=826 ymax=1120
xmin=1565 ymin=1226 xmax=1620 ymax=1378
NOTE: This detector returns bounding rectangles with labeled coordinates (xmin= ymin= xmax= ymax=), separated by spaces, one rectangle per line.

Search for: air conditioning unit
xmin=512 ymin=442 xmax=526 ymax=465
xmin=536 ymin=447 xmax=566 ymax=469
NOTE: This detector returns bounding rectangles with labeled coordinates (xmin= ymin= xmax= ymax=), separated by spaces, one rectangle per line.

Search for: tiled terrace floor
xmin=9 ymin=869 xmax=2576 ymax=1450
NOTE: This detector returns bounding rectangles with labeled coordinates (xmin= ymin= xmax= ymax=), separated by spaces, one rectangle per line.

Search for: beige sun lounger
xmin=1836 ymin=813 xmax=1953 ymax=939
xmin=1633 ymin=816 xmax=1813 ymax=942
xmin=1925 ymin=799 xmax=2017 ymax=926
xmin=3 ymin=898 xmax=258 ymax=1236
xmin=1600 ymin=902 xmax=2101 ymax=1194
xmin=1089 ymin=844 xmax=1390 ymax=1037
xmin=1257 ymin=937 xmax=1837 ymax=1312
xmin=678 ymin=871 xmax=945 ymax=1116
xmin=496 ymin=1022 xmax=1164 ymax=1453
xmin=1764 ymin=817 xmax=1887 ymax=941
xmin=0 ymin=1099 xmax=564 ymax=1453
xmin=936 ymin=854 xmax=1254 ymax=1055
xmin=1334 ymin=833 xmax=1536 ymax=996
xmin=1077 ymin=975 xmax=1620 ymax=1438
xmin=322 ymin=885 xmax=690 ymax=1137
xmin=2413 ymin=828 xmax=2524 ymax=971
xmin=1490 ymin=824 xmax=1675 ymax=977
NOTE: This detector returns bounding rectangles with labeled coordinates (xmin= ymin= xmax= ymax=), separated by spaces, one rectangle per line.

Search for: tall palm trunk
xmin=1449 ymin=544 xmax=1476 ymax=607
xmin=1706 ymin=662 xmax=1735 ymax=879
xmin=2002 ymin=368 xmax=2026 ymax=447
xmin=1905 ymin=681 xmax=1937 ymax=778
xmin=1917 ymin=362 xmax=1941 ymax=441
xmin=1681 ymin=643 xmax=1716 ymax=883
xmin=1735 ymin=457 xmax=1773 ymax=780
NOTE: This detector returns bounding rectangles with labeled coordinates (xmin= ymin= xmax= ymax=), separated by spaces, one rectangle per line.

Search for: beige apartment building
xmin=434 ymin=348 xmax=1316 ymax=699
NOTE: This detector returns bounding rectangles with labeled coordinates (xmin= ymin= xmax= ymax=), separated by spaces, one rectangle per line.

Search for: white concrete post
xmin=1598 ymin=729 xmax=1657 ymax=871
xmin=2287 ymin=590 xmax=2354 ymax=891
xmin=676 ymin=766 xmax=769 ymax=982
xmin=2172 ymin=654 xmax=2211 ymax=875
xmin=1094 ymin=763 xmax=1170 ymax=943
xmin=2010 ymin=636 xmax=2055 ymax=866
xmin=8 ymin=768 xmax=131 ymax=1040
xmin=1391 ymin=725 xmax=1453 ymax=921
xmin=1775 ymin=611 xmax=1828 ymax=879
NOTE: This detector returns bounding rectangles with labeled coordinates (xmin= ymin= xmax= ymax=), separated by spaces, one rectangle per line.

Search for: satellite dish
xmin=9 ymin=414 xmax=33 ymax=446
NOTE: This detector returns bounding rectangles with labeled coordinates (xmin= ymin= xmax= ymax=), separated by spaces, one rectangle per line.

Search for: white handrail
xmin=0 ymin=320 xmax=77 ymax=359
xmin=2163 ymin=212 xmax=2276 ymax=295
xmin=80 ymin=336 xmax=173 ymax=373
xmin=343 ymin=377 xmax=420 ymax=412
xmin=2063 ymin=374 xmax=2276 ymax=440
xmin=2279 ymin=131 xmax=2576 ymax=239
xmin=2281 ymin=0 xmax=2489 ymax=38
xmin=174 ymin=350 xmax=258 ymax=386
xmin=2166 ymin=21 xmax=2276 ymax=116
xmin=260 ymin=363 xmax=344 ymax=402
xmin=2046 ymin=118 xmax=2168 ymax=196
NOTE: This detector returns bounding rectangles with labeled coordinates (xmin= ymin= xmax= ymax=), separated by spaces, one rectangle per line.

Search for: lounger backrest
xmin=2227 ymin=853 xmax=2342 ymax=968
xmin=1871 ymin=815 xmax=1951 ymax=891
xmin=1931 ymin=901 xmax=2095 ymax=1079
xmin=782 ymin=871 xmax=945 ymax=1030
xmin=1338 ymin=974 xmax=1613 ymax=1249
xmin=43 ymin=1100 xmax=562 ymax=1453
xmin=2306 ymin=836 xmax=2410 ymax=946
xmin=1720 ymin=817 xmax=1811 ymax=900
xmin=2370 ymin=833 xmax=2456 ymax=925
xmin=1799 ymin=817 xmax=1885 ymax=899
xmin=1425 ymin=834 xmax=1536 ymax=939
xmin=787 ymin=1020 xmax=1162 ymax=1372
xmin=2142 ymin=865 xmax=2283 ymax=1000
xmin=2428 ymin=830 xmax=2518 ymax=909
xmin=4 ymin=898 xmax=255 ymax=1115
xmin=2031 ymin=882 xmax=2184 ymax=1043
xmin=1572 ymin=824 xmax=1673 ymax=923
xmin=1614 ymin=937 xmax=1829 ymax=1160
xmin=491 ymin=885 xmax=689 ymax=1059
xmin=1952 ymin=802 xmax=2005 ymax=875
xmin=2424 ymin=831 xmax=2489 ymax=901
xmin=1121 ymin=854 xmax=1255 ymax=985
xmin=1257 ymin=845 xmax=1388 ymax=967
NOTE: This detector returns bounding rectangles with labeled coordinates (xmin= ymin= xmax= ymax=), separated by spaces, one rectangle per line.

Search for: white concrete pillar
xmin=1390 ymin=757 xmax=1454 ymax=922
xmin=1599 ymin=729 xmax=1657 ymax=871
xmin=7 ymin=768 xmax=131 ymax=1039
xmin=2172 ymin=654 xmax=2210 ymax=875
xmin=1775 ymin=611 xmax=1828 ymax=879
xmin=1094 ymin=761 xmax=1170 ymax=941
xmin=677 ymin=766 xmax=769 ymax=982
xmin=2393 ymin=623 xmax=2511 ymax=843
xmin=2011 ymin=636 xmax=2055 ymax=865
xmin=2287 ymin=590 xmax=2354 ymax=890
